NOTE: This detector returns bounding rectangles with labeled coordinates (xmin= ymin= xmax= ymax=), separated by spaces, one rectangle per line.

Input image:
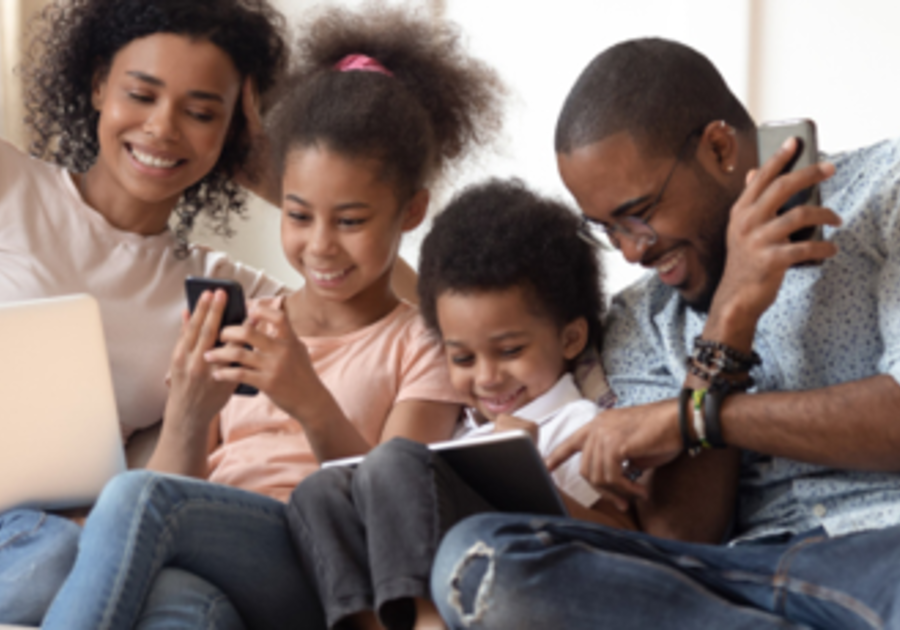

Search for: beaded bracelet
xmin=692 ymin=337 xmax=761 ymax=374
xmin=685 ymin=357 xmax=755 ymax=393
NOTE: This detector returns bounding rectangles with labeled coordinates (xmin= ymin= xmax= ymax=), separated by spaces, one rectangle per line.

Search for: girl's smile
xmin=280 ymin=145 xmax=427 ymax=335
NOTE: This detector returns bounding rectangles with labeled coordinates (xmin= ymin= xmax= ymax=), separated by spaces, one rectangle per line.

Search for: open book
xmin=322 ymin=430 xmax=568 ymax=517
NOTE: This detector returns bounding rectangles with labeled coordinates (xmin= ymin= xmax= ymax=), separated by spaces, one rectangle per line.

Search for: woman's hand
xmin=165 ymin=290 xmax=238 ymax=431
xmin=209 ymin=302 xmax=323 ymax=421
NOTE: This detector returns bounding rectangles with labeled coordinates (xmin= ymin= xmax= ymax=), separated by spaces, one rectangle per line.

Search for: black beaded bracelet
xmin=686 ymin=357 xmax=755 ymax=393
xmin=693 ymin=337 xmax=761 ymax=373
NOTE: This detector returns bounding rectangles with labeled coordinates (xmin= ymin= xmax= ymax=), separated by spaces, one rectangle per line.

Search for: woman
xmin=0 ymin=0 xmax=287 ymax=625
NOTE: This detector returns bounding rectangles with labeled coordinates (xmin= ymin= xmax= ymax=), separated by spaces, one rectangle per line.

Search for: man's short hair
xmin=555 ymin=38 xmax=754 ymax=157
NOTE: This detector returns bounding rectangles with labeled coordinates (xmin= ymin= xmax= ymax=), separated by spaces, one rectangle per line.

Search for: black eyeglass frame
xmin=581 ymin=125 xmax=707 ymax=252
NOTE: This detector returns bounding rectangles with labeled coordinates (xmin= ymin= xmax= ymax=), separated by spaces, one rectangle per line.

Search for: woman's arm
xmin=146 ymin=291 xmax=236 ymax=476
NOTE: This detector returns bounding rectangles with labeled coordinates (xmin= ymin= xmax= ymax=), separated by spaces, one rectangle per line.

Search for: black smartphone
xmin=184 ymin=277 xmax=258 ymax=396
xmin=756 ymin=118 xmax=823 ymax=243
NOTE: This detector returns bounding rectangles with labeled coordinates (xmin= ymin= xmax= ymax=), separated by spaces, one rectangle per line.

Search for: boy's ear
xmin=401 ymin=189 xmax=430 ymax=232
xmin=561 ymin=317 xmax=589 ymax=360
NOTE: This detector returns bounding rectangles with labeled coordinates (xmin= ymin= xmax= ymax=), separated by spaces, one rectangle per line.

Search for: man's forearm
xmin=720 ymin=374 xmax=900 ymax=470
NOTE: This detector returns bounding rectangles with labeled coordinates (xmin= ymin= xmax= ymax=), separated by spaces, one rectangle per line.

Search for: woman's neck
xmin=286 ymin=274 xmax=400 ymax=339
xmin=75 ymin=167 xmax=177 ymax=236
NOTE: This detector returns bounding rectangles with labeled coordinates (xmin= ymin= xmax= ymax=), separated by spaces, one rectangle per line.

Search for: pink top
xmin=207 ymin=298 xmax=462 ymax=501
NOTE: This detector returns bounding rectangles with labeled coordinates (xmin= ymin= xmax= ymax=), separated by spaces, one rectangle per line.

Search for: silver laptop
xmin=0 ymin=294 xmax=125 ymax=512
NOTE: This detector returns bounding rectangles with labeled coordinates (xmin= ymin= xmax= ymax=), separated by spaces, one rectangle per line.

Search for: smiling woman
xmin=0 ymin=0 xmax=289 ymax=626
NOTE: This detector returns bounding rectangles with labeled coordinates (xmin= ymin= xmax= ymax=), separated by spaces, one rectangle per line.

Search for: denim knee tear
xmin=447 ymin=541 xmax=495 ymax=626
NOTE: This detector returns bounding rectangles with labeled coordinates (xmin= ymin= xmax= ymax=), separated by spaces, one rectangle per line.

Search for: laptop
xmin=0 ymin=294 xmax=126 ymax=512
xmin=323 ymin=430 xmax=569 ymax=516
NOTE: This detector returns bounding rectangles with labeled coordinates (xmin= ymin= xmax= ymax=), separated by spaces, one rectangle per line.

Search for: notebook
xmin=0 ymin=294 xmax=126 ymax=512
xmin=323 ymin=430 xmax=569 ymax=516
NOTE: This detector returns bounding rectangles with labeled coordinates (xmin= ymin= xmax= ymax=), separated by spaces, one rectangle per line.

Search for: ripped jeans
xmin=432 ymin=513 xmax=900 ymax=630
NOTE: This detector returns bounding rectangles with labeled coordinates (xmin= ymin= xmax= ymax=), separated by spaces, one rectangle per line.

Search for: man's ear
xmin=561 ymin=317 xmax=589 ymax=360
xmin=401 ymin=189 xmax=430 ymax=232
xmin=697 ymin=119 xmax=740 ymax=178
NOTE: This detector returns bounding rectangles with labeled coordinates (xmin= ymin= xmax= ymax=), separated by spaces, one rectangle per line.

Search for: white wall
xmin=750 ymin=0 xmax=900 ymax=152
xmin=187 ymin=1 xmax=900 ymax=294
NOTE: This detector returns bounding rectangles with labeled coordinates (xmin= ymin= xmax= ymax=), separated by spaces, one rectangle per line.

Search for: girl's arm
xmin=211 ymin=303 xmax=459 ymax=462
xmin=147 ymin=291 xmax=236 ymax=476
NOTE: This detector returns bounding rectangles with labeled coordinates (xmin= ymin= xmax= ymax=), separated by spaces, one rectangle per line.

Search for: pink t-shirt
xmin=207 ymin=298 xmax=462 ymax=501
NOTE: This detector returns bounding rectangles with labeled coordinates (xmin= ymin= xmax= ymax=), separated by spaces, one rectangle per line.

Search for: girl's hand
xmin=493 ymin=414 xmax=539 ymax=444
xmin=165 ymin=290 xmax=238 ymax=430
xmin=209 ymin=303 xmax=322 ymax=420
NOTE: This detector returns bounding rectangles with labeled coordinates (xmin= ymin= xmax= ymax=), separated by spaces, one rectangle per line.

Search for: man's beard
xmin=683 ymin=170 xmax=735 ymax=314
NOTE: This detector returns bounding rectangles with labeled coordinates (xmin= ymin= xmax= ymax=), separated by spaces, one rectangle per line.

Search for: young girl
xmin=287 ymin=179 xmax=635 ymax=630
xmin=0 ymin=0 xmax=287 ymax=624
xmin=41 ymin=5 xmax=504 ymax=629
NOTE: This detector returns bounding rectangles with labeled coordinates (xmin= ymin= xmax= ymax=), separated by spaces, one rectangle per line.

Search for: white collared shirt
xmin=458 ymin=373 xmax=602 ymax=508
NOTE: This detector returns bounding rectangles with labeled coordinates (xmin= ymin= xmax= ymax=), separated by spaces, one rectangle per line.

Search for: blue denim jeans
xmin=0 ymin=508 xmax=80 ymax=625
xmin=432 ymin=513 xmax=900 ymax=630
xmin=42 ymin=470 xmax=326 ymax=630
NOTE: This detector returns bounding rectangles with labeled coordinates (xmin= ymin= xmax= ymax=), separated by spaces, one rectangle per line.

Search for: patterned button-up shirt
xmin=601 ymin=138 xmax=900 ymax=543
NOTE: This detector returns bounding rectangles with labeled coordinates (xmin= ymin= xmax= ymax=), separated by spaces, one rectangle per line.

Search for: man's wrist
xmin=703 ymin=297 xmax=758 ymax=353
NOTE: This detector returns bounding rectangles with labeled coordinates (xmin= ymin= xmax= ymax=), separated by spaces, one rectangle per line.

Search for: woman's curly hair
xmin=418 ymin=178 xmax=606 ymax=353
xmin=21 ymin=0 xmax=288 ymax=254
xmin=266 ymin=4 xmax=505 ymax=202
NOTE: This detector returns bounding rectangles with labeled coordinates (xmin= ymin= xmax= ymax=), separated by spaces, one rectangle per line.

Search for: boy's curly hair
xmin=418 ymin=178 xmax=606 ymax=352
xmin=21 ymin=0 xmax=288 ymax=254
xmin=266 ymin=4 xmax=505 ymax=202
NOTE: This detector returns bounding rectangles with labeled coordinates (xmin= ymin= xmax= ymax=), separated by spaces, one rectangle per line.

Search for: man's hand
xmin=707 ymin=137 xmax=841 ymax=349
xmin=546 ymin=399 xmax=682 ymax=510
xmin=493 ymin=414 xmax=539 ymax=443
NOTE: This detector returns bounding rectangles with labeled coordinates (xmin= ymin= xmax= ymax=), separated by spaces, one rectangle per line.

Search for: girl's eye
xmin=500 ymin=346 xmax=524 ymax=358
xmin=450 ymin=354 xmax=474 ymax=366
xmin=188 ymin=110 xmax=215 ymax=123
xmin=287 ymin=211 xmax=311 ymax=223
xmin=338 ymin=217 xmax=366 ymax=228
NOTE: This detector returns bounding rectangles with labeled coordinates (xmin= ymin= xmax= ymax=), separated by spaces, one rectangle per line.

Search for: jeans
xmin=432 ymin=513 xmax=900 ymax=630
xmin=287 ymin=438 xmax=493 ymax=629
xmin=42 ymin=470 xmax=326 ymax=630
xmin=0 ymin=508 xmax=80 ymax=625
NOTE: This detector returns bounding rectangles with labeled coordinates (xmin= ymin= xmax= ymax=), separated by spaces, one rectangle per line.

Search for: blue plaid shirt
xmin=601 ymin=138 xmax=900 ymax=543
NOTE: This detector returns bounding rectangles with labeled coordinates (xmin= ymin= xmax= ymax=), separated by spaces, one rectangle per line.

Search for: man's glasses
xmin=581 ymin=127 xmax=703 ymax=253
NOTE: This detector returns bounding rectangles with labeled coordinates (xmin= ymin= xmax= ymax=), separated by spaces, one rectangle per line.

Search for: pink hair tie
xmin=334 ymin=54 xmax=393 ymax=77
